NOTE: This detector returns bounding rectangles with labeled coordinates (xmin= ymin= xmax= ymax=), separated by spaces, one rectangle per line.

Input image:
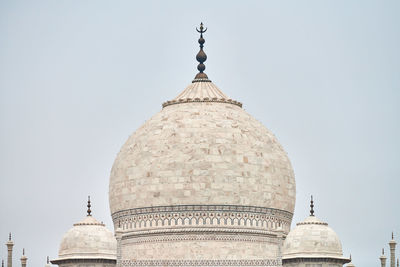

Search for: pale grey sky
xmin=1 ymin=1 xmax=399 ymax=267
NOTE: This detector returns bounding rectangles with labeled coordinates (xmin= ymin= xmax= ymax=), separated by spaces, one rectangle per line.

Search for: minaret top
xmin=87 ymin=196 xmax=92 ymax=216
xmin=310 ymin=195 xmax=315 ymax=216
xmin=6 ymin=233 xmax=13 ymax=245
xmin=193 ymin=22 xmax=210 ymax=82
xmin=389 ymin=232 xmax=396 ymax=244
xmin=20 ymin=248 xmax=27 ymax=261
xmin=380 ymin=248 xmax=387 ymax=259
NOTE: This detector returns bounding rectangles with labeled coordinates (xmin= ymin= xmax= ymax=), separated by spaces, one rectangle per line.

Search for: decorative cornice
xmin=121 ymin=227 xmax=281 ymax=245
xmin=112 ymin=205 xmax=293 ymax=220
xmin=51 ymin=258 xmax=116 ymax=265
xmin=162 ymin=97 xmax=242 ymax=108
xmin=121 ymin=259 xmax=280 ymax=266
xmin=282 ymin=257 xmax=351 ymax=264
xmin=192 ymin=78 xmax=212 ymax=83
xmin=296 ymin=221 xmax=328 ymax=226
xmin=112 ymin=205 xmax=293 ymax=233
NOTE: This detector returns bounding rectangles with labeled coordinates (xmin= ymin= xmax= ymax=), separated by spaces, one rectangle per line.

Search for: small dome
xmin=283 ymin=215 xmax=347 ymax=260
xmin=56 ymin=216 xmax=117 ymax=261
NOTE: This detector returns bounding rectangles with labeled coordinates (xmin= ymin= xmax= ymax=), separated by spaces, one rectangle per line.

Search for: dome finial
xmin=87 ymin=196 xmax=92 ymax=216
xmin=194 ymin=22 xmax=210 ymax=82
xmin=310 ymin=195 xmax=315 ymax=216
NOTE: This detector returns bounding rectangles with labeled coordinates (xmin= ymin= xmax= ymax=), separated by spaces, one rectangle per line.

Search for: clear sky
xmin=1 ymin=1 xmax=399 ymax=267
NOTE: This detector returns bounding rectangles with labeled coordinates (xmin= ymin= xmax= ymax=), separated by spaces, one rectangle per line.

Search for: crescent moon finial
xmin=193 ymin=23 xmax=210 ymax=82
xmin=196 ymin=22 xmax=207 ymax=34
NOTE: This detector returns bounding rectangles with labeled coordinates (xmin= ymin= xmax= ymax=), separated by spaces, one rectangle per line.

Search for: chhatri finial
xmin=382 ymin=248 xmax=385 ymax=255
xmin=310 ymin=195 xmax=315 ymax=216
xmin=349 ymin=254 xmax=352 ymax=261
xmin=194 ymin=22 xmax=210 ymax=82
xmin=392 ymin=231 xmax=394 ymax=240
xmin=8 ymin=233 xmax=11 ymax=241
xmin=22 ymin=248 xmax=25 ymax=256
xmin=87 ymin=196 xmax=92 ymax=216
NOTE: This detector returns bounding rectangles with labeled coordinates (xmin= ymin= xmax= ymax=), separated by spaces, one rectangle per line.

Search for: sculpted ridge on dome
xmin=162 ymin=81 xmax=242 ymax=108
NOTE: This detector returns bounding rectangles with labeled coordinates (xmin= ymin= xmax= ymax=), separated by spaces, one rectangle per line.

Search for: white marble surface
xmin=109 ymin=81 xmax=296 ymax=215
xmin=283 ymin=216 xmax=346 ymax=260
xmin=56 ymin=216 xmax=117 ymax=261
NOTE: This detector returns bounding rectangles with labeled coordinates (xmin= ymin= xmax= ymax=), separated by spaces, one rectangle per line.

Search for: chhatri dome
xmin=52 ymin=197 xmax=117 ymax=267
xmin=282 ymin=197 xmax=350 ymax=267
xmin=109 ymin=23 xmax=295 ymax=266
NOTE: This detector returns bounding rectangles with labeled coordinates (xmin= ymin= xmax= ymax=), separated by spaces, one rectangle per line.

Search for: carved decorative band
xmin=112 ymin=205 xmax=292 ymax=233
xmin=120 ymin=259 xmax=279 ymax=266
xmin=122 ymin=230 xmax=279 ymax=245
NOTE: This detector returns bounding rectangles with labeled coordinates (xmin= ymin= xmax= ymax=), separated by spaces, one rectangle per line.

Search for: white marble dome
xmin=283 ymin=215 xmax=346 ymax=260
xmin=109 ymin=81 xmax=296 ymax=218
xmin=56 ymin=215 xmax=117 ymax=261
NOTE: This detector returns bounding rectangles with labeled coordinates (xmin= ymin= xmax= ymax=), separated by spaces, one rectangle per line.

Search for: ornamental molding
xmin=112 ymin=205 xmax=292 ymax=233
xmin=120 ymin=259 xmax=280 ymax=266
xmin=51 ymin=258 xmax=116 ymax=265
xmin=282 ymin=257 xmax=351 ymax=264
xmin=121 ymin=229 xmax=280 ymax=245
xmin=122 ymin=226 xmax=280 ymax=238
xmin=162 ymin=98 xmax=243 ymax=108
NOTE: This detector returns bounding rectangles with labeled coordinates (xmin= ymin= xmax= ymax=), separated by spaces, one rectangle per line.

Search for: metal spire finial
xmin=382 ymin=248 xmax=385 ymax=255
xmin=392 ymin=232 xmax=394 ymax=240
xmin=1 ymin=259 xmax=4 ymax=267
xmin=310 ymin=195 xmax=315 ymax=216
xmin=194 ymin=22 xmax=209 ymax=82
xmin=47 ymin=256 xmax=49 ymax=264
xmin=349 ymin=254 xmax=352 ymax=261
xmin=8 ymin=233 xmax=11 ymax=241
xmin=397 ymin=258 xmax=399 ymax=267
xmin=87 ymin=196 xmax=92 ymax=216
xmin=22 ymin=248 xmax=25 ymax=256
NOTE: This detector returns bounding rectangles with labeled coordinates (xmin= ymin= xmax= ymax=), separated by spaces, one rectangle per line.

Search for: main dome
xmin=109 ymin=80 xmax=296 ymax=220
xmin=108 ymin=24 xmax=297 ymax=265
